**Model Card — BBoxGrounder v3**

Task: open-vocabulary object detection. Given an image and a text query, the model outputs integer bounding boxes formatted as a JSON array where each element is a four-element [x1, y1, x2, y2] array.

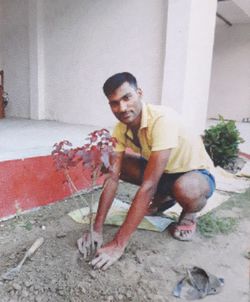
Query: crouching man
[[77, 72, 215, 270]]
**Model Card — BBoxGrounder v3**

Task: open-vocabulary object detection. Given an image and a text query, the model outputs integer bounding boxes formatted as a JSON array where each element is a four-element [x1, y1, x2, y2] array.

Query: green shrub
[[203, 116, 244, 168]]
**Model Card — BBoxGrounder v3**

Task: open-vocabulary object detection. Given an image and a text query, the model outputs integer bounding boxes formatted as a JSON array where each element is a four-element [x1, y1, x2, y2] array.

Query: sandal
[[170, 214, 196, 241]]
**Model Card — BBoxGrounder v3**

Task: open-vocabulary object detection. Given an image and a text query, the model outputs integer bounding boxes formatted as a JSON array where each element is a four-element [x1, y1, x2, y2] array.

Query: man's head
[[103, 72, 143, 127]]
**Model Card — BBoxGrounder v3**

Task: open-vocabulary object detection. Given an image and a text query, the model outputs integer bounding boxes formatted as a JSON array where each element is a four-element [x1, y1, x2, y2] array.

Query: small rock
[[77, 281, 86, 294], [89, 271, 96, 279], [12, 283, 22, 291], [41, 225, 46, 230], [107, 295, 114, 302], [153, 295, 166, 302], [126, 290, 133, 299], [56, 232, 66, 238], [21, 289, 29, 297], [24, 280, 33, 288], [35, 296, 43, 302], [117, 294, 123, 300], [57, 289, 64, 296]]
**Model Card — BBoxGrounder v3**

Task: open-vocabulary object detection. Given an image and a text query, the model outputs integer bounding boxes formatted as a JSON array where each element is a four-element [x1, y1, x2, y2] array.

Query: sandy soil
[[0, 183, 249, 302]]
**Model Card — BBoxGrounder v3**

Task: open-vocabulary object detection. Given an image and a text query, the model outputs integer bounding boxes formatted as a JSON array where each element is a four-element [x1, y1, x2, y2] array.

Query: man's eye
[[124, 95, 131, 101], [110, 102, 119, 107]]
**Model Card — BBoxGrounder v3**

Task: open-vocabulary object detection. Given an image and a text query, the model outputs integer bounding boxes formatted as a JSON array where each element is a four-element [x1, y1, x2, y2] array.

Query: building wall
[[0, 1, 3, 70], [43, 0, 167, 127], [0, 0, 30, 118], [208, 24, 250, 121]]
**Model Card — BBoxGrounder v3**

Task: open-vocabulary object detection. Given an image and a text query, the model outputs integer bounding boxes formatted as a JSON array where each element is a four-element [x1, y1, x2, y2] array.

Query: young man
[[77, 72, 215, 270]]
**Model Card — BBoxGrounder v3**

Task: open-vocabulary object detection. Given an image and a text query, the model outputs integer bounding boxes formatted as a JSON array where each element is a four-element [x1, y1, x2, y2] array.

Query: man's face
[[108, 82, 143, 127]]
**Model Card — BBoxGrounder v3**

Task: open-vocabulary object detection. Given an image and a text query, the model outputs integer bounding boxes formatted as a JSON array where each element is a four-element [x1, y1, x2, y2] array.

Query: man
[[77, 72, 215, 270]]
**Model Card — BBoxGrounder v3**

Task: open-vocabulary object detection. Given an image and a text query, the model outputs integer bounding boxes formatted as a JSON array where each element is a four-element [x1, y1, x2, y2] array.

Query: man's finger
[[93, 256, 109, 269], [91, 254, 102, 267], [102, 259, 113, 271], [91, 253, 108, 268], [77, 238, 89, 258], [77, 238, 85, 254], [83, 246, 89, 259]]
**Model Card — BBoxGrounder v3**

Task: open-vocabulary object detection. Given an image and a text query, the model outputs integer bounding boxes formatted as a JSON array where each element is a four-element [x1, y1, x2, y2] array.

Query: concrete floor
[[0, 117, 110, 161], [0, 117, 249, 161]]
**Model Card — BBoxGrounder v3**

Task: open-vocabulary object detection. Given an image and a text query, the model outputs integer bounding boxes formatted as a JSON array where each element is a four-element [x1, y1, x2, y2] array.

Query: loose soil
[[0, 183, 249, 302]]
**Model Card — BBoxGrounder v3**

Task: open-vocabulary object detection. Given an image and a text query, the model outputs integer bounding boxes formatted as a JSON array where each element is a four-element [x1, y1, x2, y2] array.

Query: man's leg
[[120, 153, 176, 214], [170, 171, 212, 241], [120, 153, 146, 185]]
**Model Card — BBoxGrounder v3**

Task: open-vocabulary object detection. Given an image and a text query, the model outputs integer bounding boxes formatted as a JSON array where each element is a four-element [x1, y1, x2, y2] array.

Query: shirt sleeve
[[112, 123, 126, 152], [151, 116, 179, 151]]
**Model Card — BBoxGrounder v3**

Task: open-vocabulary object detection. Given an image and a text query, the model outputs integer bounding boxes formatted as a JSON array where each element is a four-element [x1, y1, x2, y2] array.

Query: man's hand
[[91, 240, 125, 270], [77, 230, 103, 258]]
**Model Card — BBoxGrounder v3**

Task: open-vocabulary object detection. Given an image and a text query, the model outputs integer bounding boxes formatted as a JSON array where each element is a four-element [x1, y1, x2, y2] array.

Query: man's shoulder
[[145, 103, 180, 120], [113, 121, 127, 133]]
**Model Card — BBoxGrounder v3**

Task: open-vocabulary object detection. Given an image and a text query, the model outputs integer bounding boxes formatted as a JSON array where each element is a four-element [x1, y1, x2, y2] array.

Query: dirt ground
[[0, 182, 249, 302]]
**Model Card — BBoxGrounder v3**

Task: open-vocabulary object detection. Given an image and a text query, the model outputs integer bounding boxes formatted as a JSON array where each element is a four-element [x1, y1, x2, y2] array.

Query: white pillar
[[161, 0, 217, 134], [29, 0, 45, 120]]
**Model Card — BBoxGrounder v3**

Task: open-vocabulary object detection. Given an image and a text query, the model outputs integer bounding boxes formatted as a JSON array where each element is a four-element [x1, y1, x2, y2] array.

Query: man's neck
[[127, 112, 142, 132]]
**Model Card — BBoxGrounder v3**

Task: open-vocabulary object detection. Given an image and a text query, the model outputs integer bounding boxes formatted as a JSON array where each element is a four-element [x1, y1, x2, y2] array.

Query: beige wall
[[208, 23, 250, 121], [0, 0, 30, 118], [43, 0, 167, 127]]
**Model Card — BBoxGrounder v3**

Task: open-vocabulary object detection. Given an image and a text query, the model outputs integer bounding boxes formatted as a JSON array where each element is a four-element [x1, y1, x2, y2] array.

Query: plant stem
[[64, 170, 88, 217], [89, 166, 101, 257]]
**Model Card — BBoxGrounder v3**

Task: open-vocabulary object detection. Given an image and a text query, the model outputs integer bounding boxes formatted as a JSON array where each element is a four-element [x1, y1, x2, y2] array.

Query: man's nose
[[119, 100, 127, 112]]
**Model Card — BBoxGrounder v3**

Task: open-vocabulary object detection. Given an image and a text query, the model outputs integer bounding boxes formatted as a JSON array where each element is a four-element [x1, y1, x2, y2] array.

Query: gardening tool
[[1, 237, 44, 281]]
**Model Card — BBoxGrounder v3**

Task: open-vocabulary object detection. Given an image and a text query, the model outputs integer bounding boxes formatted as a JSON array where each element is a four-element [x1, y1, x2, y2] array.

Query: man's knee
[[172, 172, 210, 210]]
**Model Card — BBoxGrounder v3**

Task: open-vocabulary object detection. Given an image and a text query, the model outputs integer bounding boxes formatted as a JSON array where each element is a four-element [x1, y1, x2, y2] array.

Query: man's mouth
[[121, 113, 131, 120]]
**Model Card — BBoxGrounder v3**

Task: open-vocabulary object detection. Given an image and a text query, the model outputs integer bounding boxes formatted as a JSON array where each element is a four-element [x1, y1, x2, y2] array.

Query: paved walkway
[[0, 117, 249, 161], [0, 118, 109, 161]]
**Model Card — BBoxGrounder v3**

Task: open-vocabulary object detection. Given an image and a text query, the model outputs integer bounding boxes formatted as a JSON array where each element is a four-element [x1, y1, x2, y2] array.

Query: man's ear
[[137, 88, 143, 97]]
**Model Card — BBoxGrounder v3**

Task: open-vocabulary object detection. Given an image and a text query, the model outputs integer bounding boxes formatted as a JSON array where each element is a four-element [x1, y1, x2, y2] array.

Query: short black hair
[[103, 72, 138, 97]]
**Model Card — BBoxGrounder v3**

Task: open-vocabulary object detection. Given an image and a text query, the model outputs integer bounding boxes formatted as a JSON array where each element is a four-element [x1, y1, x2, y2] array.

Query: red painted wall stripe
[[0, 155, 103, 219]]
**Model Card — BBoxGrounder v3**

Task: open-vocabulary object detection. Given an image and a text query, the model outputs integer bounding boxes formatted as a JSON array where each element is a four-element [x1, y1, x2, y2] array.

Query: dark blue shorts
[[139, 157, 216, 199], [195, 169, 216, 198]]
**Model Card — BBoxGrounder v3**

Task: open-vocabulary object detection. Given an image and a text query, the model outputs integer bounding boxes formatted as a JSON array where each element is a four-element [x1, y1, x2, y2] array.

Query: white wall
[[43, 0, 167, 127], [208, 24, 250, 121], [0, 0, 30, 118], [0, 1, 3, 70]]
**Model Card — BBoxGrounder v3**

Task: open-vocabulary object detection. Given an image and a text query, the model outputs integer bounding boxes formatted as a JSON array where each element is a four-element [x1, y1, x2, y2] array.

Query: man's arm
[[94, 151, 124, 233], [92, 149, 171, 270], [77, 151, 124, 257]]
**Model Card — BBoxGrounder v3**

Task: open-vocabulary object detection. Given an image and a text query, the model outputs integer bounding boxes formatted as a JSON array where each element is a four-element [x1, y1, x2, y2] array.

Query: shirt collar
[[140, 102, 148, 129], [124, 102, 148, 139]]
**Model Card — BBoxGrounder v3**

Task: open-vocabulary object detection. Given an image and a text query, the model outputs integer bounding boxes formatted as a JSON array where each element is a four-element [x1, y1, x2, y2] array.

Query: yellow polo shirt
[[112, 103, 213, 173]]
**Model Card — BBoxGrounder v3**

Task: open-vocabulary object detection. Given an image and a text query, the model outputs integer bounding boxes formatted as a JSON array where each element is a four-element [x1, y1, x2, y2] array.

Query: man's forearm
[[113, 184, 155, 247], [94, 177, 119, 233]]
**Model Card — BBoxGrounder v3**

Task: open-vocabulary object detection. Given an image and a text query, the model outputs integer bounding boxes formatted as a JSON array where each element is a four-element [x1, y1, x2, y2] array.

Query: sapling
[[52, 129, 117, 257]]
